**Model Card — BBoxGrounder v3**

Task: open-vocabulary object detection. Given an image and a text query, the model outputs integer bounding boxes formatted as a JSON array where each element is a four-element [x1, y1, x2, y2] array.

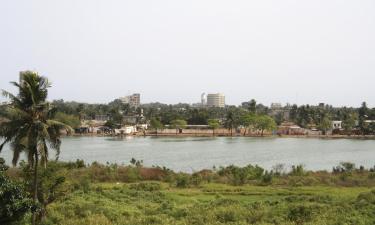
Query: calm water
[[1, 136, 375, 172]]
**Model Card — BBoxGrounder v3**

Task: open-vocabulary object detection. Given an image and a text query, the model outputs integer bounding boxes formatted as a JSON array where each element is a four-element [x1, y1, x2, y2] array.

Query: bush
[[129, 182, 162, 191], [287, 205, 313, 225], [357, 190, 375, 204], [333, 162, 356, 173], [176, 174, 190, 188], [0, 158, 34, 224], [190, 173, 203, 186], [261, 171, 273, 185], [215, 209, 238, 223], [217, 164, 265, 185], [290, 165, 306, 176]]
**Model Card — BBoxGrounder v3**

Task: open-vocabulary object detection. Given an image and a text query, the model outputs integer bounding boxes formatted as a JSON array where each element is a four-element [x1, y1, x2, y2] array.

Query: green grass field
[[41, 182, 375, 225]]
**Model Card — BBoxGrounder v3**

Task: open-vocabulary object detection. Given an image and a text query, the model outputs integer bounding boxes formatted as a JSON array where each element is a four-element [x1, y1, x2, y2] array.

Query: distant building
[[270, 103, 282, 110], [269, 103, 290, 121], [95, 115, 110, 121], [120, 93, 140, 108], [201, 93, 207, 105], [207, 93, 225, 108], [365, 120, 375, 126], [192, 93, 208, 108], [332, 121, 342, 130]]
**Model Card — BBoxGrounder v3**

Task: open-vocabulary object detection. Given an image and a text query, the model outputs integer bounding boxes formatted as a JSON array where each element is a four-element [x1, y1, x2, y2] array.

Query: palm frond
[[47, 119, 73, 132]]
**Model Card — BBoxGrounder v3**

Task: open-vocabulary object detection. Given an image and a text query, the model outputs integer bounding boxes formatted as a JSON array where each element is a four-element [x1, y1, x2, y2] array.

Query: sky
[[0, 0, 375, 107]]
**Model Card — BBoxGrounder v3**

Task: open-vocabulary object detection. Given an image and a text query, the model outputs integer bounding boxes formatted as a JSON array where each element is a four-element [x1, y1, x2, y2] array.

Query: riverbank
[[71, 132, 375, 140]]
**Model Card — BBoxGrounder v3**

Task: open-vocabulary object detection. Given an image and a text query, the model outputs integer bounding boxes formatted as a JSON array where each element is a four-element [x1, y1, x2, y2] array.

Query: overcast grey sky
[[0, 0, 374, 107]]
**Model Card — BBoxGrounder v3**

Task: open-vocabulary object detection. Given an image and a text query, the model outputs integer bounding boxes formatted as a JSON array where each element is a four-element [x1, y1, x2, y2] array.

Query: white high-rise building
[[120, 93, 140, 108], [201, 93, 207, 105], [207, 93, 225, 108]]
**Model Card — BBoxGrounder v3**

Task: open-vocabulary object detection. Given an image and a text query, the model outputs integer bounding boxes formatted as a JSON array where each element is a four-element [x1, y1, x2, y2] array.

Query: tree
[[318, 116, 332, 135], [0, 71, 71, 224], [358, 102, 369, 135], [0, 158, 34, 224], [240, 113, 256, 136], [187, 109, 208, 125], [54, 112, 81, 129], [150, 118, 163, 136], [170, 119, 187, 135], [254, 115, 277, 136], [342, 113, 356, 135], [208, 119, 220, 136], [224, 109, 241, 136], [20, 161, 68, 221]]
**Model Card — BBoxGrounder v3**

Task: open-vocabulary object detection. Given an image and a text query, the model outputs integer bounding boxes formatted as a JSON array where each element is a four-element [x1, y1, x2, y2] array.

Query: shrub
[[287, 205, 313, 225], [217, 164, 265, 185], [290, 165, 306, 176], [0, 158, 34, 224], [333, 162, 356, 173], [357, 190, 375, 204], [190, 173, 203, 186], [129, 182, 162, 191], [176, 174, 190, 188], [261, 171, 273, 185], [215, 209, 238, 223]]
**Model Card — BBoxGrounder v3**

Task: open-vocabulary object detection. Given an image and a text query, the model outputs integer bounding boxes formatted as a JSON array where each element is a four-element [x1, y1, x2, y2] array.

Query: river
[[1, 136, 375, 172]]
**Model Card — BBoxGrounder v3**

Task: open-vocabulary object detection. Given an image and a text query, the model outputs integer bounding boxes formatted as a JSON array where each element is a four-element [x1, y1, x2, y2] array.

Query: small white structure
[[332, 121, 342, 130], [115, 126, 137, 135], [137, 124, 148, 130], [365, 120, 375, 124]]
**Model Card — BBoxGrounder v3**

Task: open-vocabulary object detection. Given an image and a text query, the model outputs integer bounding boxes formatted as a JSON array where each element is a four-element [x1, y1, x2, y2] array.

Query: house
[[123, 115, 138, 124], [277, 122, 305, 135], [332, 121, 342, 130], [95, 115, 110, 122], [115, 126, 137, 135], [365, 120, 375, 125]]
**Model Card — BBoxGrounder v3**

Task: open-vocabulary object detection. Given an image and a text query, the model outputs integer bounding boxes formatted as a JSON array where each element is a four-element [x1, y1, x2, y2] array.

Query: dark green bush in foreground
[[0, 158, 34, 225]]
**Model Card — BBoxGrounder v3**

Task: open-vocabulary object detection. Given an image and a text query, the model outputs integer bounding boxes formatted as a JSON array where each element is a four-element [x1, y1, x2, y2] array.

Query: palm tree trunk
[[32, 151, 38, 225]]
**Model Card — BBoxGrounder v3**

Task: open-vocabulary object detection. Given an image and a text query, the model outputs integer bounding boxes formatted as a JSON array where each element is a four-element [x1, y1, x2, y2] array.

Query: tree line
[[46, 98, 375, 135]]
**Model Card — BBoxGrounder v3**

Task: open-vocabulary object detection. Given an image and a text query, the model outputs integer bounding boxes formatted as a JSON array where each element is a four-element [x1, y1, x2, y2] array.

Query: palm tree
[[0, 71, 71, 224], [224, 111, 236, 136]]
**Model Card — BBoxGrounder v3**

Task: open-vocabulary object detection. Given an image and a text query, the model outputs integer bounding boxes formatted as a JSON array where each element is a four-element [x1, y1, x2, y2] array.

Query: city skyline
[[1, 1, 375, 107]]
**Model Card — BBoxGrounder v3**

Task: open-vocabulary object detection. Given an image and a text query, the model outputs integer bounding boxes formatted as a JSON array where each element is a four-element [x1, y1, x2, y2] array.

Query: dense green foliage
[[40, 183, 375, 225], [0, 158, 34, 225], [2, 158, 375, 224], [53, 112, 80, 129], [46, 98, 375, 134], [0, 72, 71, 224]]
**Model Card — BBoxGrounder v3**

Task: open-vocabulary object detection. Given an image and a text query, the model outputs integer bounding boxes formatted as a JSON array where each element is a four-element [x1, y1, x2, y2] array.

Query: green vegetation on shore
[[2, 158, 375, 224]]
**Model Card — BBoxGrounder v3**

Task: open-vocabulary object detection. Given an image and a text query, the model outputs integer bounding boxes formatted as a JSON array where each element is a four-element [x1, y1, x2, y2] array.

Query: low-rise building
[[95, 115, 110, 122], [277, 122, 305, 135], [332, 121, 342, 130]]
